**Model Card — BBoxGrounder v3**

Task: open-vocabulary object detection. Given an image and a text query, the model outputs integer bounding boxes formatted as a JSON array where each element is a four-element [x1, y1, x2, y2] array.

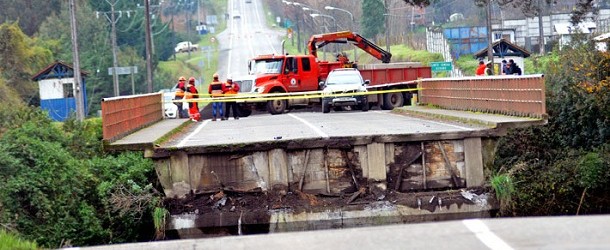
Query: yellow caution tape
[[169, 87, 422, 104]]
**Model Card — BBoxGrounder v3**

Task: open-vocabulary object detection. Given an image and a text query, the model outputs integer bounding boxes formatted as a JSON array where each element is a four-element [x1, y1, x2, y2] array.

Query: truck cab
[[247, 54, 321, 93]]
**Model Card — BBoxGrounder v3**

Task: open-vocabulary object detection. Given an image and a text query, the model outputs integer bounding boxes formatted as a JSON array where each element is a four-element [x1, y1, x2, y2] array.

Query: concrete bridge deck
[[107, 106, 544, 153]]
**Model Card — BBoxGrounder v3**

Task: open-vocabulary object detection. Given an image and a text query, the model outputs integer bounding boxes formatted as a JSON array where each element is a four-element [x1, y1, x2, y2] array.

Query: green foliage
[[455, 55, 480, 76], [153, 207, 169, 240], [0, 230, 39, 250], [493, 38, 610, 216], [361, 0, 385, 39], [0, 103, 159, 247], [0, 22, 52, 104], [491, 174, 515, 205]]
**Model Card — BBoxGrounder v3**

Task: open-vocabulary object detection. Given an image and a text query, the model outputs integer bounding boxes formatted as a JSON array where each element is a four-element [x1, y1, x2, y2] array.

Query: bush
[[493, 39, 610, 216]]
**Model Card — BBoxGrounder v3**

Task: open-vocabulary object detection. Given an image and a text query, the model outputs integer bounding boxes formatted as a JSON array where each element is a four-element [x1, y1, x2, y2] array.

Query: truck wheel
[[267, 92, 286, 115], [382, 92, 404, 110], [334, 106, 343, 112], [238, 105, 252, 117], [361, 99, 369, 112], [322, 99, 331, 113]]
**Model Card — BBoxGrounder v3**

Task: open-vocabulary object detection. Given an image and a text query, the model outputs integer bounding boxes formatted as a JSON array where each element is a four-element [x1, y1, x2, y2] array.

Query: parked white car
[[320, 68, 369, 113], [161, 90, 178, 119], [174, 41, 198, 53]]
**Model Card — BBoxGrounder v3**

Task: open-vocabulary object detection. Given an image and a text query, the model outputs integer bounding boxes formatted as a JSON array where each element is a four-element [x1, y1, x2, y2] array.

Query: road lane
[[169, 110, 482, 148]]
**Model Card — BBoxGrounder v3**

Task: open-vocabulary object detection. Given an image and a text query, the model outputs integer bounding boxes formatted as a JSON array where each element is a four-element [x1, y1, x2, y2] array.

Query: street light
[[325, 5, 356, 61], [310, 13, 336, 32], [302, 7, 321, 13], [282, 0, 302, 53]]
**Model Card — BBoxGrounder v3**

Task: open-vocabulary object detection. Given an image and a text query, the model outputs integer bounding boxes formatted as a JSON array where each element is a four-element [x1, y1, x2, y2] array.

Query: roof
[[473, 38, 531, 58], [594, 32, 610, 42], [31, 60, 88, 81], [554, 22, 596, 35]]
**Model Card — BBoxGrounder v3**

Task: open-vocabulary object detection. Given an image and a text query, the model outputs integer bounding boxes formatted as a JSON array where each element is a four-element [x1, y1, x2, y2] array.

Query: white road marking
[[177, 120, 211, 148], [463, 219, 514, 250], [376, 110, 476, 131], [288, 114, 329, 138]]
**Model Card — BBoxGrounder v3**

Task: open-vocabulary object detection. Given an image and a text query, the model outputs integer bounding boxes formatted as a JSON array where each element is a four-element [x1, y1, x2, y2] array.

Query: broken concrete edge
[[148, 132, 495, 158], [165, 192, 499, 231]]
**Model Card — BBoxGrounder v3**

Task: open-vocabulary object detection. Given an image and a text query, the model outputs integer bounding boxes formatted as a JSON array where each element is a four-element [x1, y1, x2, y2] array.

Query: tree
[[0, 0, 62, 36], [0, 22, 53, 105], [361, 0, 386, 39]]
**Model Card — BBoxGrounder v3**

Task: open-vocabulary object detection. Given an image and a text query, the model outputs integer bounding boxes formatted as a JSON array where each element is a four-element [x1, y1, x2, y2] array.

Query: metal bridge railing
[[418, 75, 546, 118], [101, 93, 163, 143]]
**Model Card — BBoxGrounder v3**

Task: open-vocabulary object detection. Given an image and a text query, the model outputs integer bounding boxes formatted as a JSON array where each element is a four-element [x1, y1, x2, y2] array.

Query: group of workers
[[475, 58, 522, 76], [173, 73, 241, 122]]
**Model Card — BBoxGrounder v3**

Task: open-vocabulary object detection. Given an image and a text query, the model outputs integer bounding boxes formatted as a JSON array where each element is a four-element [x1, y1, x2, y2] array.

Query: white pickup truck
[[174, 41, 198, 53]]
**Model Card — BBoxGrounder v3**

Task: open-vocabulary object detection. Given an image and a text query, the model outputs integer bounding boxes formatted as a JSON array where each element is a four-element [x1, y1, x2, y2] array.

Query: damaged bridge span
[[102, 75, 547, 238]]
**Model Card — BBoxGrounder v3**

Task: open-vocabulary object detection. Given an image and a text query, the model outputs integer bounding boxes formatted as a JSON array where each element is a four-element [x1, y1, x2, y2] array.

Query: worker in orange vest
[[223, 75, 241, 120], [208, 73, 225, 121], [174, 76, 187, 118], [185, 77, 201, 121]]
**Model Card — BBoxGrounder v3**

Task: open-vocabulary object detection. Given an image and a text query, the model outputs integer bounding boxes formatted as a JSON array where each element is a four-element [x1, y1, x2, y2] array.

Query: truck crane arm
[[307, 31, 392, 63]]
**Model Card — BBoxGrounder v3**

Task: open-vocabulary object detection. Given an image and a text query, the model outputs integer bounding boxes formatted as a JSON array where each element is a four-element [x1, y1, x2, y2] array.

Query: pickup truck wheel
[[322, 99, 331, 113], [361, 99, 369, 112], [382, 92, 404, 110], [267, 92, 286, 115]]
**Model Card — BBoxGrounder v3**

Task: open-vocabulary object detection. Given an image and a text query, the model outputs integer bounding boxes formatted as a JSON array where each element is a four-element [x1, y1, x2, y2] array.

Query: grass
[[0, 230, 38, 250], [490, 173, 515, 214]]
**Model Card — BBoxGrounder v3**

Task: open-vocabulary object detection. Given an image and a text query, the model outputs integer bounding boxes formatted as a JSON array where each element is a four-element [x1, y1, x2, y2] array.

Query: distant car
[[174, 41, 198, 53], [245, 0, 252, 3], [233, 11, 241, 19], [160, 90, 178, 119], [319, 68, 369, 113]]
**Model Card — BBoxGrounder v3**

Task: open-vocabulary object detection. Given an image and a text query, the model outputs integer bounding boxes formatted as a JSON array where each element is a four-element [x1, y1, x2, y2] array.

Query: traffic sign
[[430, 62, 453, 72], [108, 66, 137, 75]]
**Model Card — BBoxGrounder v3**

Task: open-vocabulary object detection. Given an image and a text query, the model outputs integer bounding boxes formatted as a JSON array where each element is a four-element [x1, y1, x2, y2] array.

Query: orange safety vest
[[208, 80, 224, 97], [224, 82, 239, 95]]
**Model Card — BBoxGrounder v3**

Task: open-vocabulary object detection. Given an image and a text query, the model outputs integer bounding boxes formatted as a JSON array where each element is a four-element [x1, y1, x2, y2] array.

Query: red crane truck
[[235, 31, 432, 116]]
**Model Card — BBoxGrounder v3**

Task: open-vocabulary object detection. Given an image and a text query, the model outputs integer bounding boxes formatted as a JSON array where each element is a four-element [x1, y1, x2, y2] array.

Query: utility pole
[[100, 0, 121, 97], [384, 0, 390, 53], [538, 0, 545, 54], [145, 0, 154, 93], [486, 0, 494, 66], [69, 0, 85, 121]]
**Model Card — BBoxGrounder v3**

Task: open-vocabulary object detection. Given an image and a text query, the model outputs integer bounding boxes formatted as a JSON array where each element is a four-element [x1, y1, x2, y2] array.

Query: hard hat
[[213, 73, 219, 79], [227, 74, 232, 81], [179, 76, 186, 81], [188, 77, 196, 82]]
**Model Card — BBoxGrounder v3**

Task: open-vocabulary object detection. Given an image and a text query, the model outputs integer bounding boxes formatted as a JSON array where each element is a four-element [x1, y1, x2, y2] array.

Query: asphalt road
[[75, 215, 610, 250], [168, 110, 480, 148], [215, 0, 283, 80]]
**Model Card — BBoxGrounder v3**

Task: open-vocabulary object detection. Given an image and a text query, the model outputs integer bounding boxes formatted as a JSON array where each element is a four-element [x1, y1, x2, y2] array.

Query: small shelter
[[31, 61, 88, 121], [474, 38, 531, 75]]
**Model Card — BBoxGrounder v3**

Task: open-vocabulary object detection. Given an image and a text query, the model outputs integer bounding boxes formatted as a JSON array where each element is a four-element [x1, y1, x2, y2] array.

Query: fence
[[101, 93, 163, 142], [426, 29, 464, 77], [418, 75, 546, 118]]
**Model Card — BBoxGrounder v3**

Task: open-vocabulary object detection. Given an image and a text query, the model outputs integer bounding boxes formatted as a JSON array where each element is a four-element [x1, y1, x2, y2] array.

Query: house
[[31, 61, 88, 121], [554, 22, 596, 49]]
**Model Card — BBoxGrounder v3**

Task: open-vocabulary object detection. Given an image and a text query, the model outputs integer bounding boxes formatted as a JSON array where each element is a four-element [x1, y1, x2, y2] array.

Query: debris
[[460, 189, 488, 207], [429, 196, 436, 204], [347, 187, 366, 205], [394, 151, 422, 191], [438, 197, 442, 211], [298, 150, 311, 191], [417, 198, 422, 210], [274, 136, 282, 140], [213, 196, 227, 209], [437, 142, 460, 188], [230, 206, 236, 212]]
